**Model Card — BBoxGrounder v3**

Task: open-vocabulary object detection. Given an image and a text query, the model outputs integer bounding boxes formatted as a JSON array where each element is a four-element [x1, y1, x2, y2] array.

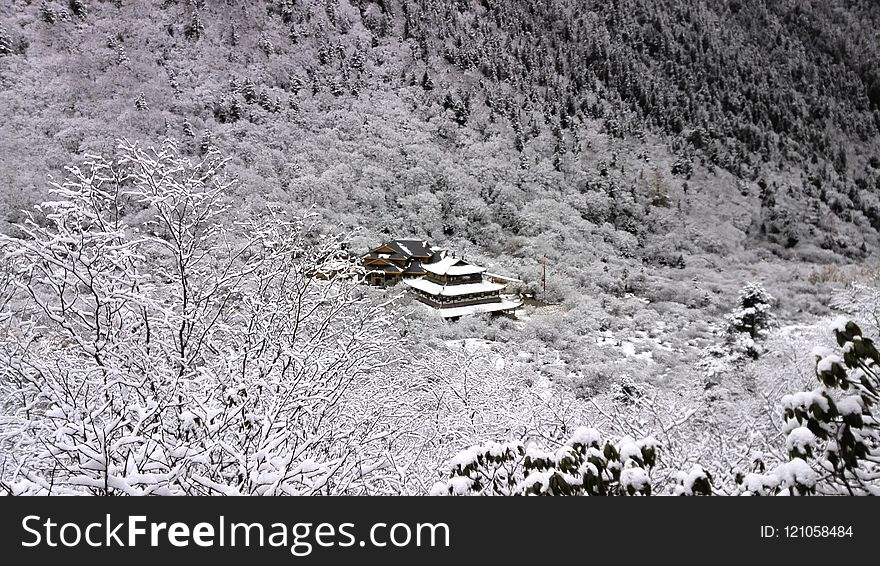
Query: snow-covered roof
[[484, 272, 522, 283], [368, 239, 434, 259], [436, 298, 522, 318], [404, 278, 505, 296], [422, 256, 486, 276]]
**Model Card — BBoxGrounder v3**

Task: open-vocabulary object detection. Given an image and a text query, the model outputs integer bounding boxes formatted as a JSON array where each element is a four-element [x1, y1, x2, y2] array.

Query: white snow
[[404, 277, 506, 296], [781, 389, 830, 413], [785, 427, 816, 456], [674, 464, 710, 495], [829, 316, 850, 333], [422, 256, 486, 276], [774, 458, 817, 490], [567, 426, 602, 448], [435, 298, 522, 318], [617, 436, 643, 463], [619, 467, 650, 493], [836, 395, 864, 416], [816, 354, 843, 374]]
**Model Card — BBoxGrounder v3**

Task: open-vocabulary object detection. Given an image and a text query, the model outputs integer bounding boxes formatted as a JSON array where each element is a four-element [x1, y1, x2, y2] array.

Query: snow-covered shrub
[[0, 140, 393, 495], [737, 318, 880, 495], [672, 465, 713, 496], [431, 426, 679, 496], [613, 374, 644, 404]]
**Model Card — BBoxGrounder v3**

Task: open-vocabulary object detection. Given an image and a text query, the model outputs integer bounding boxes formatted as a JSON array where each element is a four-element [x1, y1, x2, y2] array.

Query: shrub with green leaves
[[431, 427, 682, 496], [737, 318, 879, 495]]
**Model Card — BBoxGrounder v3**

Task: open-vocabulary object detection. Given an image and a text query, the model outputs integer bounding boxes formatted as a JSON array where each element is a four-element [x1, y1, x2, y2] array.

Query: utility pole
[[542, 254, 546, 304]]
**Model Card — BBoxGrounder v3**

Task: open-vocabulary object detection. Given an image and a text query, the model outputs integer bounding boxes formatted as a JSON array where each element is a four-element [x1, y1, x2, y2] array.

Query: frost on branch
[[0, 140, 393, 495], [431, 426, 696, 496]]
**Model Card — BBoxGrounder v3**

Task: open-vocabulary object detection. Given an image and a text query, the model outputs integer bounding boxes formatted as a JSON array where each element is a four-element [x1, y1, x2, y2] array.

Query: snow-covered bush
[[430, 426, 690, 496], [737, 318, 880, 495], [0, 140, 393, 495]]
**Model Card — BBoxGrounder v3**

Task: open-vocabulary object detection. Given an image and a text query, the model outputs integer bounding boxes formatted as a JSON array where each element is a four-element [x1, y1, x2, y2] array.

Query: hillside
[[2, 0, 879, 257]]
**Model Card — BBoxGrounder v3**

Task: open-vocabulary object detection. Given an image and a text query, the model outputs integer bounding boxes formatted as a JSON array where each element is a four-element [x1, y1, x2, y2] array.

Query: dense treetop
[[1, 0, 879, 266]]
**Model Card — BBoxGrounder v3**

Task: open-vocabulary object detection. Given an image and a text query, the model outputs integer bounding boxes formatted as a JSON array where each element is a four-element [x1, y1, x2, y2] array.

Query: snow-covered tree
[[0, 24, 12, 56], [185, 10, 204, 41], [727, 282, 775, 340], [258, 33, 274, 56], [68, 0, 87, 19], [716, 282, 776, 360], [134, 91, 148, 111], [0, 140, 394, 495], [39, 2, 59, 24]]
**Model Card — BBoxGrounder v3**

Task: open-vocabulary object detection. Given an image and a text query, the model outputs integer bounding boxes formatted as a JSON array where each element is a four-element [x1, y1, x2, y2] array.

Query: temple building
[[402, 256, 521, 319], [362, 238, 521, 318], [361, 239, 441, 287]]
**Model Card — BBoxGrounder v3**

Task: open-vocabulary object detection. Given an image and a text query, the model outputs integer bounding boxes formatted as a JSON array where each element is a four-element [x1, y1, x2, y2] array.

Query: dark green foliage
[[134, 92, 148, 111], [740, 320, 880, 495], [432, 427, 667, 496], [39, 2, 59, 24], [68, 0, 87, 19], [807, 321, 879, 491]]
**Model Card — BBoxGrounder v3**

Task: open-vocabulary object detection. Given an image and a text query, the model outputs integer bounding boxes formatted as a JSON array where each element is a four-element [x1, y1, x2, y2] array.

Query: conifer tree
[[185, 10, 204, 41], [134, 92, 148, 111], [39, 2, 59, 24], [259, 33, 274, 56], [421, 71, 434, 91], [200, 130, 214, 155], [68, 0, 87, 19], [726, 282, 775, 341], [0, 25, 11, 57]]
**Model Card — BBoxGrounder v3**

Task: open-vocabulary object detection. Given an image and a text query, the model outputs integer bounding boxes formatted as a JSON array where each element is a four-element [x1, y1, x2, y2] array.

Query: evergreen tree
[[726, 282, 775, 341], [227, 97, 242, 122], [39, 2, 59, 24], [420, 71, 434, 91], [0, 25, 11, 57], [68, 0, 87, 19], [431, 427, 710, 496], [258, 33, 274, 56], [134, 92, 148, 111], [241, 78, 257, 103], [199, 130, 214, 155], [513, 119, 525, 152], [185, 10, 204, 41]]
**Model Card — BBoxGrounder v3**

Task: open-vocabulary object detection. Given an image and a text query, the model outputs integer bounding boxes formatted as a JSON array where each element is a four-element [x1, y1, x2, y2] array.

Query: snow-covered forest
[[1, 1, 879, 495]]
